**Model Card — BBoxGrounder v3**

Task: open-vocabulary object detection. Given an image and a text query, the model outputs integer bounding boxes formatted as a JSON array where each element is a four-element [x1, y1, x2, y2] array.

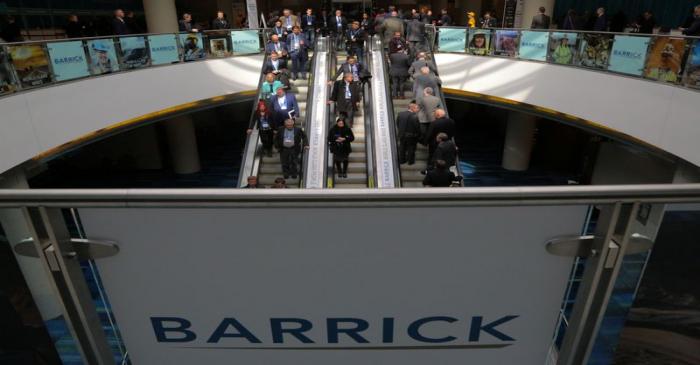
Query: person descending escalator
[[329, 73, 362, 127], [328, 117, 355, 179], [247, 100, 276, 157]]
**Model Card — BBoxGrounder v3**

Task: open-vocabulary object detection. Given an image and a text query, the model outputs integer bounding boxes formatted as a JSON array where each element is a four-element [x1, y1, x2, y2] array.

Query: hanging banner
[[437, 28, 467, 53], [79, 202, 588, 365], [493, 30, 519, 57], [685, 41, 700, 89], [46, 41, 90, 82], [548, 32, 578, 65], [148, 34, 179, 65], [519, 31, 549, 61], [0, 47, 17, 94], [179, 33, 206, 62], [578, 34, 613, 69], [608, 35, 650, 76], [231, 30, 261, 54], [644, 37, 686, 84], [246, 0, 259, 29], [87, 39, 120, 75], [8, 44, 51, 88], [119, 36, 149, 69], [502, 0, 517, 28], [468, 29, 491, 56]]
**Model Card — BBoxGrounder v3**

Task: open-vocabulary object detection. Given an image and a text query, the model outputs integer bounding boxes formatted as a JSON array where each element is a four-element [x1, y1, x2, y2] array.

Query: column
[[165, 115, 201, 174], [142, 0, 179, 33], [502, 112, 537, 171], [521, 0, 556, 29], [0, 168, 63, 320]]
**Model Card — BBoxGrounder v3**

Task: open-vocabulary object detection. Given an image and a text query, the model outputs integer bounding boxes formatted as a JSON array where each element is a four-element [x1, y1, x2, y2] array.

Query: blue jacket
[[286, 33, 309, 54], [269, 93, 300, 119], [265, 41, 288, 55]]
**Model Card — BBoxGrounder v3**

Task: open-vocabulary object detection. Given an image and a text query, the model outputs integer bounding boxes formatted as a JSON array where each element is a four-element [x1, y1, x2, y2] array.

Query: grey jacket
[[418, 94, 441, 124], [530, 14, 551, 29], [381, 16, 405, 44], [389, 52, 411, 77], [406, 19, 425, 42]]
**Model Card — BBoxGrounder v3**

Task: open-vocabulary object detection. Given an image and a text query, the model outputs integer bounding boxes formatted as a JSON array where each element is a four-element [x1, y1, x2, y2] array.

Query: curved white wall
[[435, 53, 700, 167], [0, 54, 263, 175]]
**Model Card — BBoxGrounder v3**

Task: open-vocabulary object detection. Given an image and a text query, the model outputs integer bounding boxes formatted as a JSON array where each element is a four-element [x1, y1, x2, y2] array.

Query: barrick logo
[[151, 315, 518, 350]]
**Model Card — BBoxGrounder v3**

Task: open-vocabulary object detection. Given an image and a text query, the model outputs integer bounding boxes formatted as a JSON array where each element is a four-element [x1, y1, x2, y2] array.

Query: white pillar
[[521, 0, 556, 29], [0, 168, 63, 320], [502, 112, 537, 171], [165, 116, 201, 174], [143, 0, 179, 33]]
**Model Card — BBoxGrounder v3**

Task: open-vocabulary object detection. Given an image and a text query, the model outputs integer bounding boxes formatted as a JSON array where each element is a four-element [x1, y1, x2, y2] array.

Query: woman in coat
[[247, 100, 275, 156], [328, 117, 355, 178]]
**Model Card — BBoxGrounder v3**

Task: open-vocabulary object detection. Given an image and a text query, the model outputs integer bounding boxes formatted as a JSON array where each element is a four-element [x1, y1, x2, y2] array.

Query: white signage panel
[[80, 204, 587, 364]]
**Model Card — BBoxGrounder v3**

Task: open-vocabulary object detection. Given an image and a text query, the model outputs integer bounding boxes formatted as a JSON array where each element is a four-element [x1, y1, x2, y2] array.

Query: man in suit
[[413, 66, 440, 102], [112, 9, 130, 35], [272, 20, 288, 41], [388, 31, 408, 54], [262, 52, 290, 87], [381, 11, 404, 46], [178, 13, 198, 32], [593, 7, 607, 31], [301, 8, 317, 47], [530, 7, 551, 29], [279, 9, 300, 34], [346, 21, 366, 60], [480, 11, 497, 28], [265, 34, 288, 59], [212, 11, 230, 29], [417, 87, 441, 138], [269, 86, 300, 128], [423, 159, 456, 187], [389, 50, 410, 98], [396, 102, 422, 165], [334, 55, 366, 83], [425, 108, 456, 171], [287, 26, 309, 80], [275, 118, 309, 179], [408, 52, 438, 78], [432, 132, 457, 168], [438, 9, 452, 26], [331, 10, 348, 51], [329, 73, 362, 126], [406, 14, 425, 52]]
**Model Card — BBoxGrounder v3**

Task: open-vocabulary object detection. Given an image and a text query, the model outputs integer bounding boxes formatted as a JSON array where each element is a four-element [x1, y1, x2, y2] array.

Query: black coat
[[112, 18, 130, 35], [330, 80, 361, 113], [212, 18, 230, 29], [427, 117, 456, 144], [423, 168, 456, 187], [329, 15, 348, 34], [389, 52, 411, 77], [328, 125, 355, 155], [262, 59, 288, 74], [301, 15, 316, 31], [396, 111, 421, 139], [335, 62, 368, 80], [433, 140, 457, 166], [683, 17, 700, 36], [346, 28, 365, 49], [274, 127, 308, 153]]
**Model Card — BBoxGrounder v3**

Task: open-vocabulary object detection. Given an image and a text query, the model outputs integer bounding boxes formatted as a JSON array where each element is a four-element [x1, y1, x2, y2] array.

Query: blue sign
[[148, 34, 179, 65], [120, 36, 149, 69], [87, 39, 120, 75], [438, 28, 467, 53], [519, 31, 549, 61], [231, 30, 260, 54], [608, 35, 651, 76], [46, 41, 90, 81]]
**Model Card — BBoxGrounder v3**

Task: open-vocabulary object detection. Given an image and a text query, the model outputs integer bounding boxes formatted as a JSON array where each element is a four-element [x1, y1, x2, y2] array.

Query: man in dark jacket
[[530, 7, 551, 29], [334, 55, 367, 83], [346, 21, 366, 60], [432, 133, 457, 168], [287, 26, 309, 80], [112, 9, 130, 35], [270, 87, 300, 128], [682, 6, 700, 36], [423, 160, 456, 187], [593, 7, 607, 31], [425, 108, 455, 170], [388, 31, 408, 54], [178, 13, 198, 32], [331, 10, 348, 50], [438, 9, 452, 26], [65, 15, 86, 38], [212, 11, 230, 29], [389, 50, 411, 98], [396, 102, 422, 164], [262, 52, 290, 87], [329, 73, 362, 126], [406, 14, 425, 51], [301, 8, 317, 46], [275, 118, 309, 179]]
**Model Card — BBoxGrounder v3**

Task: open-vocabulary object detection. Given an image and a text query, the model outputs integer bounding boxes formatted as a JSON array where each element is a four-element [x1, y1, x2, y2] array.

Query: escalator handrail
[[326, 39, 337, 188], [303, 37, 332, 188], [298, 36, 324, 188], [361, 38, 376, 188]]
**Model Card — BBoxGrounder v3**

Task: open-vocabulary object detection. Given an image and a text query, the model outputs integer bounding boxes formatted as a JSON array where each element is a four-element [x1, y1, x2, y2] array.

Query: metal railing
[[426, 25, 700, 91], [0, 28, 271, 97], [361, 38, 377, 188], [303, 37, 331, 189]]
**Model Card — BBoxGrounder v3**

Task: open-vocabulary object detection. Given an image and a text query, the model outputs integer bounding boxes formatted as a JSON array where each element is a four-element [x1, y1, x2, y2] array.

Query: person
[[271, 177, 288, 188], [272, 20, 288, 41], [683, 6, 698, 28], [328, 117, 355, 178], [279, 9, 300, 34], [561, 9, 578, 30], [388, 31, 408, 54], [112, 9, 130, 35], [334, 55, 366, 83], [301, 8, 317, 46], [243, 175, 261, 188], [425, 108, 455, 170], [593, 7, 607, 31], [481, 11, 497, 28], [418, 87, 441, 137], [212, 11, 230, 29], [396, 102, 421, 165], [247, 100, 276, 156], [530, 6, 551, 29], [331, 10, 348, 51], [682, 5, 700, 36], [275, 118, 309, 179], [319, 9, 331, 36], [469, 32, 488, 55], [413, 66, 440, 102], [64, 15, 86, 38], [467, 12, 477, 28], [182, 33, 205, 61], [360, 12, 374, 35], [422, 160, 456, 187], [647, 44, 679, 83], [432, 132, 457, 169], [610, 10, 627, 33], [438, 9, 451, 26], [635, 11, 655, 34], [381, 11, 404, 46], [329, 73, 362, 126], [409, 52, 438, 78], [260, 72, 284, 101], [178, 13, 198, 32], [262, 51, 291, 87], [265, 34, 288, 59], [406, 14, 425, 52], [287, 26, 309, 80], [346, 21, 365, 60], [389, 50, 411, 98], [552, 37, 573, 64], [270, 86, 300, 128]]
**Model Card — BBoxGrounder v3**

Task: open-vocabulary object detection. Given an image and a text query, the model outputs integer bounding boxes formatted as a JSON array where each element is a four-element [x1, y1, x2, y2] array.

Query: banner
[[8, 44, 51, 88], [148, 34, 179, 65], [493, 30, 519, 57], [608, 35, 651, 76], [79, 203, 588, 364], [468, 29, 491, 56], [231, 30, 261, 54], [642, 37, 686, 84], [578, 34, 613, 69], [685, 41, 700, 89], [0, 47, 17, 94], [119, 36, 149, 69], [207, 34, 232, 58], [502, 0, 518, 28], [246, 0, 259, 29], [46, 41, 90, 81], [437, 28, 467, 53], [548, 32, 578, 65], [87, 39, 120, 75], [179, 33, 206, 62], [519, 31, 549, 61]]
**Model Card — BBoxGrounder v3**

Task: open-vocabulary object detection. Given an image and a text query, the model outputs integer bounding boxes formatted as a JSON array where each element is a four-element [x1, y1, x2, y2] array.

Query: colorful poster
[[548, 32, 578, 65], [684, 41, 700, 89], [46, 41, 90, 82], [148, 34, 179, 65], [0, 47, 17, 94], [519, 31, 549, 61], [608, 35, 651, 76], [437, 28, 467, 53], [493, 30, 519, 57], [87, 39, 120, 75], [207, 34, 232, 58], [643, 37, 686, 84], [578, 34, 613, 69], [8, 44, 51, 88], [119, 36, 149, 69], [231, 30, 261, 54], [468, 29, 491, 56], [179, 33, 206, 62]]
